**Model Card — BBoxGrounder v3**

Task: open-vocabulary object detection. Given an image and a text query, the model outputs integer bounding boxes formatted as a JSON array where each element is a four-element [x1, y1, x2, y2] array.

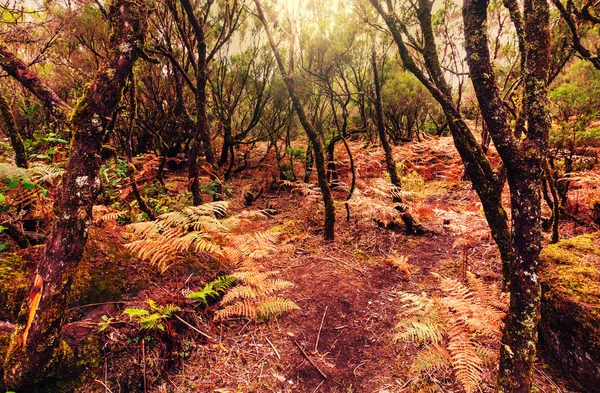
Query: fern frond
[[221, 279, 294, 304], [396, 321, 444, 344], [448, 338, 484, 393], [185, 201, 229, 218], [411, 344, 451, 373], [214, 296, 299, 321], [0, 162, 30, 180], [258, 297, 300, 318], [187, 276, 236, 304], [124, 308, 150, 318], [29, 163, 65, 184], [214, 299, 258, 320]]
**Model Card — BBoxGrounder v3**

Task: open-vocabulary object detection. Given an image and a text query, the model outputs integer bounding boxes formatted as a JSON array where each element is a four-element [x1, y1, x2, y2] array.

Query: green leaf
[[7, 179, 19, 189], [47, 148, 58, 155], [22, 181, 36, 190], [0, 193, 4, 204], [124, 308, 150, 318], [0, 243, 8, 252]]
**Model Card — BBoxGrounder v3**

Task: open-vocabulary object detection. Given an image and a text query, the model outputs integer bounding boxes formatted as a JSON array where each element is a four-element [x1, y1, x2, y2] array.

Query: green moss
[[0, 253, 30, 320], [70, 228, 132, 305], [540, 233, 600, 305]]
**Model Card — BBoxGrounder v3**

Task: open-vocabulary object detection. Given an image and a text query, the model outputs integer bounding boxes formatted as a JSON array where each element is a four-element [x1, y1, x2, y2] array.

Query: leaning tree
[[0, 0, 149, 389]]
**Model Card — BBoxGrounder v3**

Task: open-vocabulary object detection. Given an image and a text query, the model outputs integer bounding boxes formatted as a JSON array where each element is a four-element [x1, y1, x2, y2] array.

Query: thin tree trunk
[[0, 91, 28, 168], [2, 2, 148, 389], [125, 74, 155, 220], [371, 32, 425, 234], [179, 0, 215, 206], [254, 0, 335, 240]]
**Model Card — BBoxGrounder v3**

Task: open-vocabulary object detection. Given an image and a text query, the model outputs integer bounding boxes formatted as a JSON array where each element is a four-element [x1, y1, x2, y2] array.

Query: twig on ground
[[312, 379, 325, 392], [314, 306, 328, 351], [265, 336, 281, 359], [293, 340, 328, 379], [175, 314, 212, 340]]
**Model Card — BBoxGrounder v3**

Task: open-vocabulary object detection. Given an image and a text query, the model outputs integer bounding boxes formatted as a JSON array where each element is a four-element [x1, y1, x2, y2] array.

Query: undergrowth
[[395, 273, 507, 393]]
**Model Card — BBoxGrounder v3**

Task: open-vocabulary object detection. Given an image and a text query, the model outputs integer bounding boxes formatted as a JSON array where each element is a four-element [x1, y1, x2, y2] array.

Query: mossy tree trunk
[[0, 43, 70, 119], [0, 91, 28, 168], [254, 0, 335, 240], [179, 0, 213, 205], [2, 1, 149, 389], [463, 0, 550, 390]]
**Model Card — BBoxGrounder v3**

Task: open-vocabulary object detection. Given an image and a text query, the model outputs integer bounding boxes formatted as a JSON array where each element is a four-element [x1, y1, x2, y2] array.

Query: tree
[[174, 0, 244, 205], [368, 0, 552, 390], [253, 0, 336, 240], [1, 0, 149, 388]]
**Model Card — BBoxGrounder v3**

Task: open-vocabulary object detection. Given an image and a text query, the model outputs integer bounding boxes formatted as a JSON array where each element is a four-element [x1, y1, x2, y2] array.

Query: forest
[[0, 0, 599, 392]]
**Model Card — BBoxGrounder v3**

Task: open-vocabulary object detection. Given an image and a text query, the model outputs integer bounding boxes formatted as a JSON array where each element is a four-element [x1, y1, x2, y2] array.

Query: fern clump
[[215, 269, 299, 321], [395, 273, 506, 393], [124, 299, 181, 331], [125, 201, 282, 272]]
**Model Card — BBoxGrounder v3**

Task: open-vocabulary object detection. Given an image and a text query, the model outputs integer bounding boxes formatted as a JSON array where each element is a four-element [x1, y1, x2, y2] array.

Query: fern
[[125, 202, 283, 272], [186, 276, 236, 304], [395, 273, 506, 393], [213, 268, 299, 321], [124, 300, 181, 331], [215, 296, 299, 321]]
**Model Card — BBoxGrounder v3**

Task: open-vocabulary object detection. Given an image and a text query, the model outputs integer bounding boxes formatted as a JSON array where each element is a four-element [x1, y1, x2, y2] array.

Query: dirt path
[[272, 234, 453, 392], [172, 203, 458, 393]]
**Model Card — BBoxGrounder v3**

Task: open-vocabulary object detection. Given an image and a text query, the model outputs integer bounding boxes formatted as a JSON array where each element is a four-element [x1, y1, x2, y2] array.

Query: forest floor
[[117, 136, 587, 393], [9, 136, 594, 392]]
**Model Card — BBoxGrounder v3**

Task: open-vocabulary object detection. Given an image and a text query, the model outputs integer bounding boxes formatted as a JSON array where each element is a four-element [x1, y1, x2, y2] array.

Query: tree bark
[[2, 1, 149, 389], [0, 43, 70, 119], [254, 0, 335, 240], [0, 90, 28, 168], [463, 0, 550, 390]]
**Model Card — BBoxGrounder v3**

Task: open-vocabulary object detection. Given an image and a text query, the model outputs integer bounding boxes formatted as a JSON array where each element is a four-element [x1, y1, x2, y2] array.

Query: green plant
[[97, 315, 114, 332], [186, 276, 237, 304], [124, 299, 181, 331]]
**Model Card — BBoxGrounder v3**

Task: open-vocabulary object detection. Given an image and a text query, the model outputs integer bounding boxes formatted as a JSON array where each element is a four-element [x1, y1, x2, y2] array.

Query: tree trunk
[[2, 1, 148, 389], [179, 0, 215, 206], [254, 0, 335, 240], [0, 43, 70, 119], [370, 35, 401, 194], [125, 74, 155, 220], [0, 91, 28, 168], [463, 0, 551, 390]]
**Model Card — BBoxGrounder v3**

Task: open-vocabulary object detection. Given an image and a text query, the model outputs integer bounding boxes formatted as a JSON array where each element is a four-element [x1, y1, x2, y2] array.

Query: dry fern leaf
[[0, 162, 30, 180], [221, 279, 294, 304], [410, 343, 451, 373], [214, 296, 299, 321], [448, 338, 484, 393]]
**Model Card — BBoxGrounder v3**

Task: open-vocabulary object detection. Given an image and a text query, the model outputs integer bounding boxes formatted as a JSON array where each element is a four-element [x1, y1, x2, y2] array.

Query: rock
[[539, 232, 600, 393]]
